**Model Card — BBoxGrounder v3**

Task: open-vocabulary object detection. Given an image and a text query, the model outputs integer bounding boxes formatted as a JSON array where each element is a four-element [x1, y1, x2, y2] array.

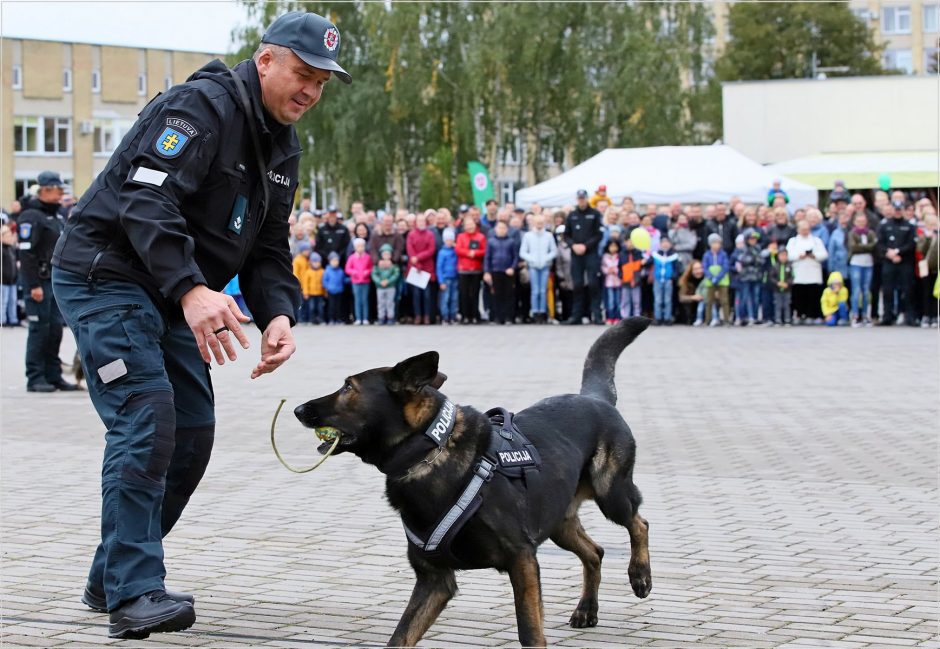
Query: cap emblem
[[324, 27, 339, 52]]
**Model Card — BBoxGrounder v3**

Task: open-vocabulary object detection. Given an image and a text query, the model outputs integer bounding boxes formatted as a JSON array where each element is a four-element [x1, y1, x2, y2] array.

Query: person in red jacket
[[456, 216, 487, 324], [406, 211, 437, 324]]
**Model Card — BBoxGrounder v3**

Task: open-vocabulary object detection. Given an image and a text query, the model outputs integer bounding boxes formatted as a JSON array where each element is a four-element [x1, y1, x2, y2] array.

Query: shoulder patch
[[153, 116, 199, 159], [18, 223, 31, 239]]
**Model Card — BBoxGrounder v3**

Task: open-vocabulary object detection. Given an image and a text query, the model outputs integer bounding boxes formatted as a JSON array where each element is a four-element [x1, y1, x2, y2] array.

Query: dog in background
[[294, 317, 653, 647]]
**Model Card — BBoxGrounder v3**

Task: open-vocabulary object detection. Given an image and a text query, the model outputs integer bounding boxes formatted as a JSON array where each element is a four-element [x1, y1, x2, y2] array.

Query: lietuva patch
[[153, 117, 198, 159]]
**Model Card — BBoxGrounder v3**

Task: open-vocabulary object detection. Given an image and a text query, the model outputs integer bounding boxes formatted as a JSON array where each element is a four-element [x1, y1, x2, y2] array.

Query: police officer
[[51, 11, 350, 639], [562, 189, 603, 325], [314, 204, 350, 262], [876, 204, 917, 326], [19, 171, 77, 392]]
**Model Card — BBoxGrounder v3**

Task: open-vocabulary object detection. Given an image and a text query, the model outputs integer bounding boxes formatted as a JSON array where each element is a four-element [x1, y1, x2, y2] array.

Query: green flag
[[467, 161, 495, 210]]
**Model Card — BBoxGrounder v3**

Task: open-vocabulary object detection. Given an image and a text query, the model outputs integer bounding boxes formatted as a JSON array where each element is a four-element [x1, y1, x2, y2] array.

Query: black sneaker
[[83, 584, 195, 613], [108, 591, 195, 639], [27, 382, 57, 393], [561, 318, 583, 325]]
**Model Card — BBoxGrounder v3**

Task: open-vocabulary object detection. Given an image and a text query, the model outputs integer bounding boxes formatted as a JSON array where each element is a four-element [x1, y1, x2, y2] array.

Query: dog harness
[[402, 404, 543, 563]]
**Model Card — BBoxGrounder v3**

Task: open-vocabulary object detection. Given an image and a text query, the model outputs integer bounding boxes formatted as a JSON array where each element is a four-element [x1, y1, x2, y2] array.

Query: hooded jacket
[[820, 271, 849, 316], [52, 59, 301, 330]]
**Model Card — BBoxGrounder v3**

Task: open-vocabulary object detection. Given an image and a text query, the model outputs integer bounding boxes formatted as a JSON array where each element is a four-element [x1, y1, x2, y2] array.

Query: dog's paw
[[629, 564, 652, 599], [569, 607, 598, 628]]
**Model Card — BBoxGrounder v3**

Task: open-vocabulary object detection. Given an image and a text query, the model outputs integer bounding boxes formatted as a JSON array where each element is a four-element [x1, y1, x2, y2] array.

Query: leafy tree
[[232, 1, 715, 209]]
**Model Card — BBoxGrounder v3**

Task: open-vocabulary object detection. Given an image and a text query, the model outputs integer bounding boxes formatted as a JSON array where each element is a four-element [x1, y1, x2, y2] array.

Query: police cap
[[262, 11, 352, 84], [37, 171, 64, 188]]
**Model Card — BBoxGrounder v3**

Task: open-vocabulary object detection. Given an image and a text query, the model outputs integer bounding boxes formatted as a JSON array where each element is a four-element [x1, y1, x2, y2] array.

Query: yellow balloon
[[630, 227, 651, 251]]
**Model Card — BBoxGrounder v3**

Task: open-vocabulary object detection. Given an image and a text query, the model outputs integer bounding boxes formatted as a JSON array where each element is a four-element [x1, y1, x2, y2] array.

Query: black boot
[[83, 583, 195, 613], [108, 591, 195, 639]]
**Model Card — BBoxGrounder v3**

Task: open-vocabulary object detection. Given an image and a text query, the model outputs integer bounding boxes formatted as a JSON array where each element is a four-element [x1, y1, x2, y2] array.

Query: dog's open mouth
[[315, 427, 354, 454]]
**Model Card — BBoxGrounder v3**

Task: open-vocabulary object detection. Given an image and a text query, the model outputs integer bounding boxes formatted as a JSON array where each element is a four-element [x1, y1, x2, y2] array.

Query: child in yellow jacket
[[302, 252, 326, 324], [821, 271, 849, 326]]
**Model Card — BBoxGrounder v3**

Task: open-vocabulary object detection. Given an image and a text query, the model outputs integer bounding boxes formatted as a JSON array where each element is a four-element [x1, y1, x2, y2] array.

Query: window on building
[[63, 68, 72, 92], [500, 181, 515, 205], [925, 4, 939, 32], [883, 48, 914, 73], [12, 65, 22, 89], [882, 6, 911, 34], [138, 73, 147, 96], [93, 119, 133, 156], [14, 117, 71, 154], [91, 68, 101, 93]]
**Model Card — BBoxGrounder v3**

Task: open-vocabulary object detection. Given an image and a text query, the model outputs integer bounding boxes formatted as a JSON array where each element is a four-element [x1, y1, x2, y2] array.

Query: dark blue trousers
[[53, 269, 215, 610], [24, 278, 65, 387]]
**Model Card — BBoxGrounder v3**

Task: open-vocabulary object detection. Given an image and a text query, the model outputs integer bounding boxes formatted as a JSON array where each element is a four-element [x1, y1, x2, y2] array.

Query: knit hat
[[328, 251, 340, 261], [442, 227, 456, 242], [353, 237, 366, 248], [310, 252, 322, 264], [734, 234, 745, 245], [298, 241, 312, 253], [379, 243, 393, 255], [743, 228, 760, 240], [707, 233, 722, 245]]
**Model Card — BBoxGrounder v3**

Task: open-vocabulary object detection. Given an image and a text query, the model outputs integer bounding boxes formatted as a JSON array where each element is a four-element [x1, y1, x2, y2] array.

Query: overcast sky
[[1, 1, 251, 54]]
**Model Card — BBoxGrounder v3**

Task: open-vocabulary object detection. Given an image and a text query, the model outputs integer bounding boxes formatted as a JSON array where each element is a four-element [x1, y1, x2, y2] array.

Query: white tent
[[515, 145, 818, 209]]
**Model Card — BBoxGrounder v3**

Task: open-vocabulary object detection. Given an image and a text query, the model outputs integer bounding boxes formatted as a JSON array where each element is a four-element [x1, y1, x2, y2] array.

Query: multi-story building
[[712, 0, 939, 75], [1, 38, 220, 208]]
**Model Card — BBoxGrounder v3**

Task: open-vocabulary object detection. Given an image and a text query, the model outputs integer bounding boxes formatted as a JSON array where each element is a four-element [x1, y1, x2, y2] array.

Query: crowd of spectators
[[283, 183, 939, 328], [1, 181, 936, 330]]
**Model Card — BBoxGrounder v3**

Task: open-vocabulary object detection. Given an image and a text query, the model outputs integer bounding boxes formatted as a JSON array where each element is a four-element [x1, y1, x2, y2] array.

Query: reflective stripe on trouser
[[24, 278, 64, 386], [52, 268, 214, 610]]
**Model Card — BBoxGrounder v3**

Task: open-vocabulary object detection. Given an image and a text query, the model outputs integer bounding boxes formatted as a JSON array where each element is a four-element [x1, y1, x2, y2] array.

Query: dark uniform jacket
[[705, 218, 739, 255], [52, 59, 301, 330], [876, 218, 916, 264], [563, 206, 602, 249], [17, 196, 64, 290], [315, 220, 351, 263]]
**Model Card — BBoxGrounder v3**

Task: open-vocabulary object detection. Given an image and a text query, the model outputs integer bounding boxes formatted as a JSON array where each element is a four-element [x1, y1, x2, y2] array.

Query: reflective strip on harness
[[404, 458, 495, 553]]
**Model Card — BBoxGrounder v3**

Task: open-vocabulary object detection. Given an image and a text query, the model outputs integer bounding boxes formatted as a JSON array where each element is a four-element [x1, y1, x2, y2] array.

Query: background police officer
[[18, 171, 77, 392], [51, 11, 351, 639], [562, 189, 604, 325], [876, 204, 917, 326]]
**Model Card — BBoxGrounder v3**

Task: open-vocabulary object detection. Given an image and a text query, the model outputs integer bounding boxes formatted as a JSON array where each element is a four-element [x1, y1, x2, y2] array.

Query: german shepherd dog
[[293, 318, 652, 647]]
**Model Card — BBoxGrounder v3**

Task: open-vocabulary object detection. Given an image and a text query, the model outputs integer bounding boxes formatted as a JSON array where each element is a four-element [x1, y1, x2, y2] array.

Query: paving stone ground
[[1, 323, 938, 647]]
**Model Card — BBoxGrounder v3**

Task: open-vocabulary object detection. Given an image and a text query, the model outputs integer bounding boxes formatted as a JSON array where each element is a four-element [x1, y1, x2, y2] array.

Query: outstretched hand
[[251, 315, 296, 379]]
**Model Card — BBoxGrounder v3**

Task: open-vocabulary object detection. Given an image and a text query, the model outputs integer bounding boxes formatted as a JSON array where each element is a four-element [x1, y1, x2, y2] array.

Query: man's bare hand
[[181, 285, 251, 365], [251, 315, 295, 379], [30, 287, 43, 302]]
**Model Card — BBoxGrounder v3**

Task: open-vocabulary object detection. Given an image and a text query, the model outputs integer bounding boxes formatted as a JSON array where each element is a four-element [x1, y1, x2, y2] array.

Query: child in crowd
[[372, 243, 400, 325], [436, 228, 459, 324], [601, 239, 622, 324], [305, 252, 325, 325], [702, 233, 731, 326], [821, 271, 849, 326], [737, 229, 764, 325], [323, 252, 348, 325], [729, 233, 746, 324], [292, 242, 313, 323], [483, 221, 518, 325], [770, 247, 794, 326], [650, 236, 680, 325], [847, 212, 877, 327], [345, 237, 373, 325], [619, 237, 644, 318]]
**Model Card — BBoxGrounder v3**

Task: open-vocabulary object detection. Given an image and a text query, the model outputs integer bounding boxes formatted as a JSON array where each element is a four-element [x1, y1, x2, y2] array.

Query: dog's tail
[[580, 317, 651, 406]]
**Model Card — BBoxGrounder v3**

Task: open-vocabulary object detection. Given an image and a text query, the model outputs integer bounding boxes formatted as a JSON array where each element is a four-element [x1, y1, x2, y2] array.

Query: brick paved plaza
[[1, 324, 937, 647]]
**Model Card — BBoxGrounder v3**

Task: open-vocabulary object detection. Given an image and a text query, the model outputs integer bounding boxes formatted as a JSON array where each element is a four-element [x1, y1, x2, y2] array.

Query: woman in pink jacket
[[406, 211, 438, 324], [345, 237, 374, 325]]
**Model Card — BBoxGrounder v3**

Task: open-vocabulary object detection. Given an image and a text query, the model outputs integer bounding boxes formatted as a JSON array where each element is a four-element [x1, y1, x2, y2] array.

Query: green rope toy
[[270, 398, 341, 473]]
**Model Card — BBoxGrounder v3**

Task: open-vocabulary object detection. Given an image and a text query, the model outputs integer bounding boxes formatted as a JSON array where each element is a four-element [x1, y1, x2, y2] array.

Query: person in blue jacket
[[436, 229, 459, 324]]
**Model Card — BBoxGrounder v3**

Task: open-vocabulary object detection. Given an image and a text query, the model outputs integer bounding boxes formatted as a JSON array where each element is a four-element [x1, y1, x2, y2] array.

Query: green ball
[[878, 173, 891, 191]]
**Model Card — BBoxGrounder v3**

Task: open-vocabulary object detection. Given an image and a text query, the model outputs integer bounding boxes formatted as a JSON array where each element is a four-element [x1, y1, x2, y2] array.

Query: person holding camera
[[785, 216, 829, 323]]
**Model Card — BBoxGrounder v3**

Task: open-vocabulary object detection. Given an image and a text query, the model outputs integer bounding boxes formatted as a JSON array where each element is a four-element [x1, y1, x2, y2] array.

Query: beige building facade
[[2, 37, 219, 209], [712, 0, 939, 74]]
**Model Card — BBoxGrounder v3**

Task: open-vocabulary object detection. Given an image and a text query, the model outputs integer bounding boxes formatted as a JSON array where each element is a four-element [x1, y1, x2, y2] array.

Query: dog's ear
[[389, 351, 440, 394], [430, 372, 447, 389]]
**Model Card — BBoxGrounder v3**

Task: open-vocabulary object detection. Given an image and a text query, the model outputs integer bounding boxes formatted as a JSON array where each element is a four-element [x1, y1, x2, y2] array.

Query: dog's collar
[[423, 399, 457, 448]]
